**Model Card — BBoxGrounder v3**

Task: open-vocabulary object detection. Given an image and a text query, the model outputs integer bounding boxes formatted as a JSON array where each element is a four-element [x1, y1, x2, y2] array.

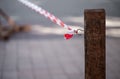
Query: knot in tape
[[64, 29, 83, 40], [74, 29, 84, 34]]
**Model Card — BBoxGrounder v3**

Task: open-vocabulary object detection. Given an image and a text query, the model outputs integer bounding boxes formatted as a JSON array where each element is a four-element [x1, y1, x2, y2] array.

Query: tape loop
[[74, 29, 83, 34]]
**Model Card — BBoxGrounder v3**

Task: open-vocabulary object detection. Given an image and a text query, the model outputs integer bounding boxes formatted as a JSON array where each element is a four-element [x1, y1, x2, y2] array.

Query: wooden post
[[84, 9, 106, 79]]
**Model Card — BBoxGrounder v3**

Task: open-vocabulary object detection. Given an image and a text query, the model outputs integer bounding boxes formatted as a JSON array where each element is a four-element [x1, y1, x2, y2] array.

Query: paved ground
[[0, 0, 120, 79], [0, 37, 84, 79]]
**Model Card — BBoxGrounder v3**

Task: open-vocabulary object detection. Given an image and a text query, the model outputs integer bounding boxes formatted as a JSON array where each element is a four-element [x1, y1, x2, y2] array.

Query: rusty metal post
[[84, 9, 106, 79]]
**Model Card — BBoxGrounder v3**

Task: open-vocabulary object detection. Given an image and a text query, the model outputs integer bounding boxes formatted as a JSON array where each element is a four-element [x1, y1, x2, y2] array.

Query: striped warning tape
[[18, 0, 83, 40]]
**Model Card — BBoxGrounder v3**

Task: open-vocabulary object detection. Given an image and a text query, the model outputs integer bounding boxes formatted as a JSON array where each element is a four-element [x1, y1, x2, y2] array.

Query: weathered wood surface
[[84, 9, 106, 79]]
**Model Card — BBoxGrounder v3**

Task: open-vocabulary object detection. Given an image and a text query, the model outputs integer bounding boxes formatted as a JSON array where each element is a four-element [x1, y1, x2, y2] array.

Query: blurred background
[[0, 0, 120, 79]]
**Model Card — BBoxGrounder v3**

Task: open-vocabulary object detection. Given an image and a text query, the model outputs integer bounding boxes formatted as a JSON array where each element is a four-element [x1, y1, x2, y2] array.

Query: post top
[[84, 9, 105, 13]]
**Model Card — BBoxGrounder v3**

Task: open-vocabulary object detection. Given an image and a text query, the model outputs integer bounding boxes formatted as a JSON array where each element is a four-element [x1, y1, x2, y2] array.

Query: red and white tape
[[18, 0, 83, 40]]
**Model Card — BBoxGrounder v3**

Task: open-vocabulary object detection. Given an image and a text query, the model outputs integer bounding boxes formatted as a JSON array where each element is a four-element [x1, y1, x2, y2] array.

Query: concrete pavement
[[0, 37, 84, 79]]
